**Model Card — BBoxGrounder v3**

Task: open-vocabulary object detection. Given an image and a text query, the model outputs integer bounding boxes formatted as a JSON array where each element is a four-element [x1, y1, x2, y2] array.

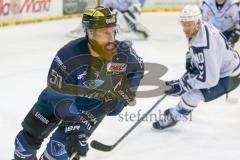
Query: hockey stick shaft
[[69, 152, 78, 160], [113, 95, 167, 145], [91, 95, 167, 151]]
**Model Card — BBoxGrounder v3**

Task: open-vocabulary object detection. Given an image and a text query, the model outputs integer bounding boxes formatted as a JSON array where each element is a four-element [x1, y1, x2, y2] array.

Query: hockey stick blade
[[90, 140, 115, 152]]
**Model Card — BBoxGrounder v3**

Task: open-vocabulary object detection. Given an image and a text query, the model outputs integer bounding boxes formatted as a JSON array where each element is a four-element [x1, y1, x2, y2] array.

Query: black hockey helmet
[[82, 6, 117, 30]]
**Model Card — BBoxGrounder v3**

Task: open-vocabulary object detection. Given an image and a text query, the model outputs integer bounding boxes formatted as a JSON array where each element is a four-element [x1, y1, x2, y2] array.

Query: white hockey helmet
[[179, 5, 202, 23]]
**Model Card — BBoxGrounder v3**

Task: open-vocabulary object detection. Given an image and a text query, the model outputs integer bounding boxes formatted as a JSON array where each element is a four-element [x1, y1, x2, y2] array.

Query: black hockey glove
[[109, 53, 136, 106], [113, 77, 136, 106], [185, 51, 191, 71], [65, 127, 88, 158], [165, 74, 192, 97], [230, 28, 240, 45], [185, 51, 198, 74], [64, 113, 95, 158]]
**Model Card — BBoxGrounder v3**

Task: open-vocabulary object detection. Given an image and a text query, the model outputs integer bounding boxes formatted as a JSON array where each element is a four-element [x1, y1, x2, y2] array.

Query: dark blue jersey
[[37, 37, 144, 116]]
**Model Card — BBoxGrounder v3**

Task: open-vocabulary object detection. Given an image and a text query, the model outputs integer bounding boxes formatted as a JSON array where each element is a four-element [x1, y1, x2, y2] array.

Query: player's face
[[181, 21, 199, 38], [88, 26, 117, 60], [216, 0, 226, 5], [89, 27, 116, 45]]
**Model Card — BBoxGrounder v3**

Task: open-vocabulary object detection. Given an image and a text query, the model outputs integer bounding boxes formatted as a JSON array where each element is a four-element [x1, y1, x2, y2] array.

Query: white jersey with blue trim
[[201, 0, 239, 32], [103, 0, 140, 11], [186, 22, 240, 90]]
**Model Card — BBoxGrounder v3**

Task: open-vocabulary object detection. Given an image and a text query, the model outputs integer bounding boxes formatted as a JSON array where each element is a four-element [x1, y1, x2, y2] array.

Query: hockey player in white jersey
[[153, 5, 240, 130], [201, 0, 240, 46], [103, 0, 149, 39]]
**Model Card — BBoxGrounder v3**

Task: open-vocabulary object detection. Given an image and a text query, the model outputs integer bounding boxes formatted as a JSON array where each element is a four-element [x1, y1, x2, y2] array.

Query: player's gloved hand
[[110, 54, 136, 106], [230, 28, 240, 45], [165, 74, 192, 97], [185, 51, 198, 74], [65, 130, 89, 158], [185, 51, 192, 71], [113, 78, 136, 106], [65, 122, 89, 158], [64, 113, 94, 158]]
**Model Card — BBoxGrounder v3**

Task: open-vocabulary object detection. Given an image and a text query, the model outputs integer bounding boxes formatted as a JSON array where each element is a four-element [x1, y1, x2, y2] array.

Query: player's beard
[[185, 26, 199, 39], [89, 39, 117, 61]]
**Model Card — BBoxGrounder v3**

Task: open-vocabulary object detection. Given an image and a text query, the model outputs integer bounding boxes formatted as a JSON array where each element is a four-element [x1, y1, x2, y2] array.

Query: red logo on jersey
[[107, 63, 127, 72], [207, 11, 214, 17]]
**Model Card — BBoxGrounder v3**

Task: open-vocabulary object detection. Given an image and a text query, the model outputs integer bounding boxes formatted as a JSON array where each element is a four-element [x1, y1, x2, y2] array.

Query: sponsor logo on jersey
[[65, 126, 81, 132], [107, 62, 127, 72], [34, 112, 49, 125], [54, 56, 66, 70]]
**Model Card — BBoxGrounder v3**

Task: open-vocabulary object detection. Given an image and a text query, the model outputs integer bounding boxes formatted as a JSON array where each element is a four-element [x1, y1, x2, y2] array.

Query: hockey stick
[[68, 152, 78, 160], [90, 95, 167, 152]]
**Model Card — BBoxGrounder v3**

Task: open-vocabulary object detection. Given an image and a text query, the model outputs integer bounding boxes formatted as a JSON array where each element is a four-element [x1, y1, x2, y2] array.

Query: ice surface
[[0, 12, 240, 160]]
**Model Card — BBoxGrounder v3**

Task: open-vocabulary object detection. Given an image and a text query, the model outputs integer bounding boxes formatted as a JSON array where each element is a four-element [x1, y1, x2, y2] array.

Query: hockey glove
[[65, 130, 88, 158], [230, 28, 240, 45], [185, 51, 198, 74], [64, 113, 95, 158], [165, 75, 192, 97], [185, 51, 192, 71], [65, 123, 89, 158], [110, 54, 136, 106], [113, 78, 136, 106]]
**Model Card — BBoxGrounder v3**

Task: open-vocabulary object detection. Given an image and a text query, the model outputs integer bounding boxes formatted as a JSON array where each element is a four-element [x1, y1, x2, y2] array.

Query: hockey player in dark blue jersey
[[13, 6, 144, 160]]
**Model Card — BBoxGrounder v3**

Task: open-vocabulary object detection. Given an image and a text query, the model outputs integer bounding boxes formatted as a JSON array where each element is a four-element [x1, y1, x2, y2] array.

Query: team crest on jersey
[[107, 62, 127, 73], [50, 140, 66, 156]]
